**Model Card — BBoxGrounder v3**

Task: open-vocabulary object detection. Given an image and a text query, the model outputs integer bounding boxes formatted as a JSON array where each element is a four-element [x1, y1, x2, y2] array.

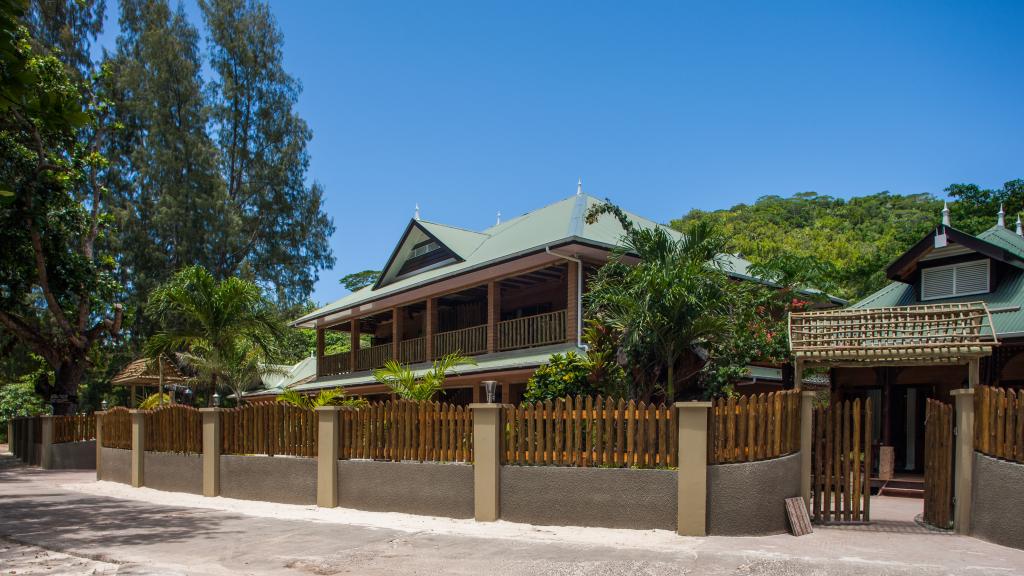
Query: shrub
[[523, 353, 595, 403]]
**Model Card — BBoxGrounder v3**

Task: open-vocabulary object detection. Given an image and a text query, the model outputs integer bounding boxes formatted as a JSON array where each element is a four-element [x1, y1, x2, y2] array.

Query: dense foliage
[[672, 183, 1023, 303], [373, 353, 476, 402]]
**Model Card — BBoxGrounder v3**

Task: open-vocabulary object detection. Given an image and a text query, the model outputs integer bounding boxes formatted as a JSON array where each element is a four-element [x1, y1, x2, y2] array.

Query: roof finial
[[998, 203, 1006, 227], [1017, 214, 1022, 237], [495, 210, 501, 225], [414, 203, 420, 221], [576, 177, 582, 196], [941, 201, 951, 226]]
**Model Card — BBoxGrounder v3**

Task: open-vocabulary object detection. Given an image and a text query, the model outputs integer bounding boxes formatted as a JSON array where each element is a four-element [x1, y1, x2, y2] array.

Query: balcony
[[498, 309, 566, 351], [319, 352, 350, 377], [399, 337, 426, 364], [433, 324, 487, 357], [357, 343, 393, 371]]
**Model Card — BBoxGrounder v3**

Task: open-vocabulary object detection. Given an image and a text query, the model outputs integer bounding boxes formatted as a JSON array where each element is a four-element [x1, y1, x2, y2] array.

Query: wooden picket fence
[[810, 398, 872, 523], [502, 396, 676, 468], [975, 384, 1024, 463], [709, 390, 800, 464], [340, 400, 473, 463], [53, 414, 96, 443], [100, 407, 131, 449], [143, 405, 202, 453], [923, 399, 953, 529], [221, 403, 317, 457]]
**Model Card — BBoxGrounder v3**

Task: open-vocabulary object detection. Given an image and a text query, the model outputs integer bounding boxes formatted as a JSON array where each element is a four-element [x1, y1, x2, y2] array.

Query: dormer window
[[921, 259, 990, 300]]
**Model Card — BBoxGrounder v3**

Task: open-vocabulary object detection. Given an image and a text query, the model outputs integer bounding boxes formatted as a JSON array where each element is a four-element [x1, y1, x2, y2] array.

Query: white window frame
[[920, 259, 990, 301]]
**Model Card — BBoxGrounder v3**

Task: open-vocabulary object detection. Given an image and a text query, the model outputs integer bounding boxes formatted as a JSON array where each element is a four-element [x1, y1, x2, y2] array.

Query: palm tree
[[373, 352, 476, 401], [144, 266, 284, 405], [277, 387, 368, 409], [585, 203, 734, 401]]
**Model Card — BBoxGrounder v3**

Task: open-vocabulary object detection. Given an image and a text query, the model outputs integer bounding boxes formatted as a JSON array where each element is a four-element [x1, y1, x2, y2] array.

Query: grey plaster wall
[[220, 455, 316, 505], [144, 452, 202, 495], [337, 460, 474, 518], [972, 452, 1024, 550], [500, 466, 677, 530], [49, 441, 96, 469], [99, 447, 130, 484], [707, 452, 801, 536]]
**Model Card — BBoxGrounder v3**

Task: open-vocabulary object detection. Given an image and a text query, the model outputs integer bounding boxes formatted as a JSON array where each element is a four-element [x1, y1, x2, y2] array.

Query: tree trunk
[[52, 358, 89, 415]]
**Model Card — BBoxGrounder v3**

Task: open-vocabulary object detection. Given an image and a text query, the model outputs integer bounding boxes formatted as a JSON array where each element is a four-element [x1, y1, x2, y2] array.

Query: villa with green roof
[[265, 188, 824, 404], [827, 203, 1024, 477]]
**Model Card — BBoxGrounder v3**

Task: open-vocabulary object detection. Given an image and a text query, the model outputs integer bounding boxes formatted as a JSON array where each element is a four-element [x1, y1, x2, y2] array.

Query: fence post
[[200, 408, 221, 497], [800, 391, 815, 509], [675, 401, 711, 536], [315, 406, 342, 508], [95, 412, 104, 480], [27, 416, 37, 465], [6, 419, 12, 455], [470, 402, 502, 521], [41, 415, 54, 469], [951, 388, 975, 534], [130, 410, 145, 488]]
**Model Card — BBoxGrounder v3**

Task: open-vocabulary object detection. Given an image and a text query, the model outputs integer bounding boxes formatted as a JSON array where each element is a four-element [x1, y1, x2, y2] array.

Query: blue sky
[[95, 1, 1024, 306]]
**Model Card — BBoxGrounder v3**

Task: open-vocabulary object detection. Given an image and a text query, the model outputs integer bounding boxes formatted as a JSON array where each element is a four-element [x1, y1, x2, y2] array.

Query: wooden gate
[[810, 398, 872, 523], [923, 399, 953, 529]]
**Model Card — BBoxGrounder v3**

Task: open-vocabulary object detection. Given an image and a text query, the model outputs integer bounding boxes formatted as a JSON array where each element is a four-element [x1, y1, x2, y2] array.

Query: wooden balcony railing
[[320, 352, 350, 377], [399, 337, 426, 364], [357, 343, 393, 371], [434, 324, 487, 357], [498, 309, 567, 351]]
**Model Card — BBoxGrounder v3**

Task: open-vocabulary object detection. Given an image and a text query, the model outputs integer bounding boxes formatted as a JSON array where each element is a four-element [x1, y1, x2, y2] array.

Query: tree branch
[[0, 310, 60, 367], [27, 217, 76, 339]]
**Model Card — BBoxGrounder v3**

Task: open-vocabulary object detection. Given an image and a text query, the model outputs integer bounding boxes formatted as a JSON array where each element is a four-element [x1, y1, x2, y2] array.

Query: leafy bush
[[1, 378, 47, 441], [523, 353, 595, 403]]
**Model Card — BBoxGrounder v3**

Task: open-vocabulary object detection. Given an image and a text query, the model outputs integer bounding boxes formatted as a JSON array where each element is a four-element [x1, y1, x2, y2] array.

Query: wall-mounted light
[[482, 380, 497, 403]]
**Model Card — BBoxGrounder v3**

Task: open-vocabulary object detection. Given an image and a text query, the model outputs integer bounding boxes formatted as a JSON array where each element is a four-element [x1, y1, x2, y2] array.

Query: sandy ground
[[2, 450, 1024, 575]]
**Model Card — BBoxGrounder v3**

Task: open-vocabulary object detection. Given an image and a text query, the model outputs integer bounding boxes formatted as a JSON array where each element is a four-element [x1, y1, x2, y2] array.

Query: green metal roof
[[283, 342, 582, 393], [294, 194, 774, 326], [977, 225, 1024, 260]]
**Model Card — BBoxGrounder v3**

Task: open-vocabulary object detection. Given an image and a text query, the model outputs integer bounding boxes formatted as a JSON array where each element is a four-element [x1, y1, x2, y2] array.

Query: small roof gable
[[374, 220, 469, 288], [886, 224, 1024, 283]]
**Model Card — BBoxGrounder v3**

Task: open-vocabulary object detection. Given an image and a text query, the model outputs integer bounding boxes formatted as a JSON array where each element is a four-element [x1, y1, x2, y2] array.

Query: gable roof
[[886, 224, 1024, 282], [855, 223, 1024, 337], [294, 193, 838, 328]]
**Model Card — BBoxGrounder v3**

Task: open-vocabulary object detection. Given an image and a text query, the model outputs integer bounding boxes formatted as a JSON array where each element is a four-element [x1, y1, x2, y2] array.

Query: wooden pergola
[[788, 301, 999, 385], [111, 355, 188, 408]]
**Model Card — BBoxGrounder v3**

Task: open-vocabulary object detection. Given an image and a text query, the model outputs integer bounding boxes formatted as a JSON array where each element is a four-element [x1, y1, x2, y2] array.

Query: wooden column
[[793, 360, 803, 391], [951, 388, 975, 534], [315, 327, 325, 377], [486, 281, 500, 353], [425, 298, 437, 360], [349, 319, 360, 373], [501, 382, 511, 405], [392, 308, 403, 361], [566, 262, 579, 344]]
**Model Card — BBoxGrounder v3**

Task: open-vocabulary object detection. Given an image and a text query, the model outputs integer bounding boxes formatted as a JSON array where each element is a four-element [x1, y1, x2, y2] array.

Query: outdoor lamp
[[212, 392, 221, 407], [101, 399, 108, 411], [483, 380, 497, 403]]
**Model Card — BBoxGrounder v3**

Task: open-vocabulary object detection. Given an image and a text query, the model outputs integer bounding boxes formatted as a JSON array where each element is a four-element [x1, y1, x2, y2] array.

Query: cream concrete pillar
[[800, 391, 815, 509], [130, 410, 145, 488], [40, 415, 54, 469], [6, 420, 12, 455], [95, 412, 104, 481], [470, 403, 502, 521], [26, 416, 36, 465], [951, 388, 975, 534], [316, 406, 342, 508], [200, 408, 221, 497], [675, 401, 711, 536]]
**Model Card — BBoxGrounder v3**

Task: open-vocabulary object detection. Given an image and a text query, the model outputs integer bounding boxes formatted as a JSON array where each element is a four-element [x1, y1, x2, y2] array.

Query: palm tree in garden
[[145, 266, 285, 405], [585, 203, 735, 402], [277, 388, 368, 409], [373, 352, 476, 401]]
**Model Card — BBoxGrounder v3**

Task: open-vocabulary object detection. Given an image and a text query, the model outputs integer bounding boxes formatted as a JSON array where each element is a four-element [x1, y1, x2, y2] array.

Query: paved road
[[1, 453, 1022, 575]]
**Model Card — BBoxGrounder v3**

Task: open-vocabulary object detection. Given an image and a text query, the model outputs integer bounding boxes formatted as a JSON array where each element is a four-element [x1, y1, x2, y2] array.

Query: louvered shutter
[[922, 266, 955, 300], [954, 260, 989, 295]]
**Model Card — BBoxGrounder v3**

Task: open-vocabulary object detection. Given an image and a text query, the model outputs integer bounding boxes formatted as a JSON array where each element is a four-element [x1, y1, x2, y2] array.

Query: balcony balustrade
[[498, 309, 567, 351], [356, 343, 393, 371], [433, 324, 487, 357], [399, 337, 426, 364], [319, 352, 350, 377]]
